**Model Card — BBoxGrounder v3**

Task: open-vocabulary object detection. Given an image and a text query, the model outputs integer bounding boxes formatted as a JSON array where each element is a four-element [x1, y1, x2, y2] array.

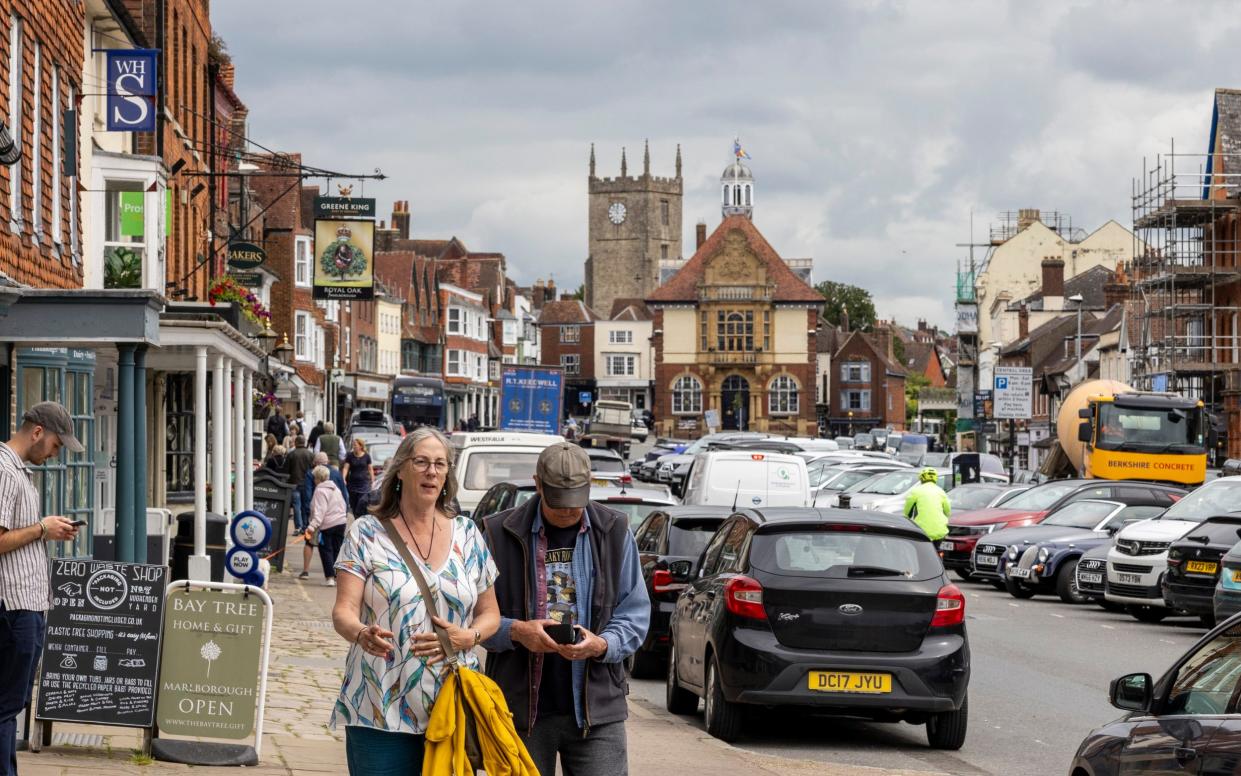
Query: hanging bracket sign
[[313, 196, 375, 219], [226, 241, 267, 270]]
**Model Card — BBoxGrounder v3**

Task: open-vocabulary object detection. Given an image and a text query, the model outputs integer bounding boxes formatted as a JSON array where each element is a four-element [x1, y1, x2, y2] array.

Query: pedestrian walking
[[265, 411, 288, 445], [282, 414, 296, 447], [481, 442, 650, 776], [287, 436, 315, 539], [294, 411, 306, 439], [259, 444, 288, 477], [903, 467, 951, 541], [341, 438, 373, 517], [0, 402, 83, 776], [329, 427, 500, 773], [306, 466, 348, 587], [300, 453, 348, 579], [307, 419, 325, 450], [314, 422, 345, 467]]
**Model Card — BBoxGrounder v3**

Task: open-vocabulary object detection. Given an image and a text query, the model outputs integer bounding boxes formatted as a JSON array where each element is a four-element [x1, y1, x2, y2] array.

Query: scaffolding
[[988, 209, 1077, 245], [1129, 142, 1241, 414]]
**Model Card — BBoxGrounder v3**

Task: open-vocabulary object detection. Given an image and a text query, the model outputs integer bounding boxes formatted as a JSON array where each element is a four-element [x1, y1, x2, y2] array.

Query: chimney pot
[[1018, 304, 1029, 339], [696, 221, 707, 250], [1041, 257, 1065, 298]]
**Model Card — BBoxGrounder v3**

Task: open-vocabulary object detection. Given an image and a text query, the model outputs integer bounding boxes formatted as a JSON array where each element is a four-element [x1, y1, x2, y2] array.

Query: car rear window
[[461, 452, 542, 490], [858, 470, 920, 495], [669, 520, 722, 557], [591, 457, 626, 474], [599, 500, 665, 531], [750, 529, 942, 580], [998, 481, 1082, 511], [949, 486, 1002, 511], [1159, 479, 1241, 524]]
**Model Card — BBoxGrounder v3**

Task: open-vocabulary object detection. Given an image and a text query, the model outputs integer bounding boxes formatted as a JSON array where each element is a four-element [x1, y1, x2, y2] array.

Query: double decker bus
[[391, 375, 446, 430]]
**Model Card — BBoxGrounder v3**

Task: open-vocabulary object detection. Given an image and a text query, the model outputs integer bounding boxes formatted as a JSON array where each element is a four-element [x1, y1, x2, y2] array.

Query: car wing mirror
[[1077, 421, 1093, 443], [1109, 672, 1152, 712], [669, 559, 693, 581]]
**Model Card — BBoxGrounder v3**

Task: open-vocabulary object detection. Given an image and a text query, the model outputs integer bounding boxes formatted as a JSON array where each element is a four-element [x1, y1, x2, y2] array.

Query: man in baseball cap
[[20, 402, 85, 455], [479, 441, 649, 773]]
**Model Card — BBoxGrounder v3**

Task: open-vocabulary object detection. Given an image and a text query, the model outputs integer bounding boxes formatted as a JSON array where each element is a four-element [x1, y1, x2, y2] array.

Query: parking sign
[[993, 367, 1033, 419]]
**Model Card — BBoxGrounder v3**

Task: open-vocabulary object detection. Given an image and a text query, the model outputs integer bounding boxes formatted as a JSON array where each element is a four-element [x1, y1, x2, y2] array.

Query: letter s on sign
[[113, 72, 149, 127]]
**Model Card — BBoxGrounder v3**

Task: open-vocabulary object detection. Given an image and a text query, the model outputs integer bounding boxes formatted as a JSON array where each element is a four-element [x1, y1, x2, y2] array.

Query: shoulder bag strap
[[378, 516, 458, 666]]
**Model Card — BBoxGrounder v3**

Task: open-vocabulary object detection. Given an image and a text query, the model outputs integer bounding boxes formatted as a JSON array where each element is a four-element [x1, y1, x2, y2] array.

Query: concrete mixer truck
[[1049, 379, 1209, 486]]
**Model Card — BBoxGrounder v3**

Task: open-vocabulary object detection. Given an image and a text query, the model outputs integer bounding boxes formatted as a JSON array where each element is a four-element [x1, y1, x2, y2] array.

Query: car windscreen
[[1042, 500, 1119, 529], [368, 443, 400, 466], [997, 481, 1083, 511], [669, 519, 724, 557], [979, 454, 1006, 474], [921, 453, 951, 467], [995, 487, 1030, 506], [514, 490, 536, 507], [857, 470, 920, 495], [949, 486, 1003, 511], [461, 452, 543, 490], [750, 528, 941, 580], [824, 469, 884, 492], [599, 500, 666, 531], [1159, 479, 1241, 524], [590, 457, 626, 474]]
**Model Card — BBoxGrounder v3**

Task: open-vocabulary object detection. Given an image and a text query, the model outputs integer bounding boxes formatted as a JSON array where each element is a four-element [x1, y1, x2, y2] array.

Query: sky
[[213, 0, 1237, 329]]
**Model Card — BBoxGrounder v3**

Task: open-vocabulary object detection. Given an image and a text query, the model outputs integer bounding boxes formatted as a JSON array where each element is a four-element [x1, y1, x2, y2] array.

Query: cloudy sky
[[213, 0, 1236, 328]]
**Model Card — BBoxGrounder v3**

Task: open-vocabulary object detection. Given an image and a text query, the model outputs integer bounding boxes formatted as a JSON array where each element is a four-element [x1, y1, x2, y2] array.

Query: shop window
[[165, 373, 194, 499]]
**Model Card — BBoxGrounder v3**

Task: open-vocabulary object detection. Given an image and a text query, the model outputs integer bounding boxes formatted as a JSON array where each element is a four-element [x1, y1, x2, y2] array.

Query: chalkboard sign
[[36, 560, 168, 727], [251, 473, 293, 573]]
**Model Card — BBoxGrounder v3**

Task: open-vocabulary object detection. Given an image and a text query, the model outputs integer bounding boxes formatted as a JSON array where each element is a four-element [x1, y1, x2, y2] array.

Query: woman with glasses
[[329, 426, 500, 774]]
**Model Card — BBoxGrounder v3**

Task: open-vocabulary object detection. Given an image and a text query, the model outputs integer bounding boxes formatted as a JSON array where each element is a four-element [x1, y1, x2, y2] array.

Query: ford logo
[[838, 604, 864, 616]]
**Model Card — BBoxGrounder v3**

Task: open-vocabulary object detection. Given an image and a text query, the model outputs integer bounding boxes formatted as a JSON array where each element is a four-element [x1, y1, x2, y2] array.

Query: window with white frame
[[502, 320, 517, 345], [8, 14, 22, 227], [841, 389, 870, 411], [295, 311, 311, 361], [475, 353, 485, 381], [447, 349, 462, 376], [560, 326, 580, 344], [560, 354, 580, 375], [841, 361, 870, 383], [671, 375, 703, 414], [606, 354, 635, 377], [315, 326, 325, 369], [448, 307, 462, 334], [608, 329, 633, 345], [344, 325, 351, 361], [30, 41, 41, 236], [51, 65, 61, 245], [768, 374, 799, 415], [295, 236, 311, 286]]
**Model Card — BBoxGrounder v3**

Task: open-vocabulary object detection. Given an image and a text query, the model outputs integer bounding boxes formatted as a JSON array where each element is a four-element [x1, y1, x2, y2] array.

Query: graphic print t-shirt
[[538, 521, 580, 717]]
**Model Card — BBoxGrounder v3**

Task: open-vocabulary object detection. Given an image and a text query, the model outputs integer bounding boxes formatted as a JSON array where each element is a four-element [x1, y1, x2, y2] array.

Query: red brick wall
[[0, 1, 84, 289], [539, 323, 595, 378]]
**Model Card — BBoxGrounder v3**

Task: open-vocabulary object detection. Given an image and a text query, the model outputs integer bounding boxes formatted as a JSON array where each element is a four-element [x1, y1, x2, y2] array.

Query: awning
[[0, 288, 162, 346]]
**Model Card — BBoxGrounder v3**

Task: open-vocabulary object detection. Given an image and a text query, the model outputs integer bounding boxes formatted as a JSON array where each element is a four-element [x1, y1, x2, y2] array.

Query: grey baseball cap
[[22, 402, 84, 453], [537, 442, 591, 509]]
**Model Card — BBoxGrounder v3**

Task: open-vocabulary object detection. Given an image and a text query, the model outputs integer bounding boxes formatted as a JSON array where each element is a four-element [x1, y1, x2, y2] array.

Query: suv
[[1105, 477, 1241, 622]]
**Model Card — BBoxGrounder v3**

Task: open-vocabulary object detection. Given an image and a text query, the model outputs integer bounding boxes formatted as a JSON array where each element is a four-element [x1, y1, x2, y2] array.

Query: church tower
[[585, 141, 683, 315]]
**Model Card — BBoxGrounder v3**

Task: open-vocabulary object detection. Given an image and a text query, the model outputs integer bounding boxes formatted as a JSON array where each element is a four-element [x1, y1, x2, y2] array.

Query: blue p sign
[[995, 377, 1008, 390]]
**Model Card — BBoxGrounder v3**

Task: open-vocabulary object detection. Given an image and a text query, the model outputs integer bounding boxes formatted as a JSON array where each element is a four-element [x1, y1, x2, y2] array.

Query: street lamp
[[254, 324, 277, 356], [1068, 294, 1085, 365], [274, 332, 294, 366]]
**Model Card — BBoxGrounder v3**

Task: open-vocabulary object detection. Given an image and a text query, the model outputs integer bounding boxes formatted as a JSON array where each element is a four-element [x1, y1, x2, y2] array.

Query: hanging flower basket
[[208, 276, 272, 327], [254, 390, 281, 417]]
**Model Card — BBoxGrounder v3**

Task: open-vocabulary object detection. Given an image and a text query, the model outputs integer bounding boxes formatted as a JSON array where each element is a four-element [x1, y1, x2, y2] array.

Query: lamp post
[[1068, 293, 1084, 368], [274, 332, 294, 366]]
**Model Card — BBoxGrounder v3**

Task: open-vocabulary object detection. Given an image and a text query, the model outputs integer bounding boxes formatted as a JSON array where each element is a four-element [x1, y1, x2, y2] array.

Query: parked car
[[1070, 617, 1241, 773], [680, 450, 810, 509], [918, 452, 1009, 480], [946, 483, 1025, 513], [891, 433, 930, 465], [654, 432, 764, 485], [997, 500, 1167, 603], [811, 463, 912, 505], [348, 408, 397, 436], [448, 431, 565, 515], [836, 467, 1005, 514], [630, 410, 649, 443], [636, 439, 687, 481], [586, 448, 628, 484], [470, 478, 676, 531], [833, 436, 855, 450], [945, 479, 1182, 583], [628, 506, 732, 677], [1215, 541, 1241, 622], [852, 432, 875, 451], [1074, 542, 1114, 609], [1162, 515, 1241, 626], [666, 508, 970, 748], [1106, 477, 1241, 622], [368, 439, 401, 479]]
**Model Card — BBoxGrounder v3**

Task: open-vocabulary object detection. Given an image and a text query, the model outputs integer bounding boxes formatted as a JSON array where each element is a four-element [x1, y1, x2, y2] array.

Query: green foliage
[[815, 281, 876, 331], [892, 336, 906, 365], [905, 373, 931, 423], [104, 247, 142, 289], [572, 284, 585, 301]]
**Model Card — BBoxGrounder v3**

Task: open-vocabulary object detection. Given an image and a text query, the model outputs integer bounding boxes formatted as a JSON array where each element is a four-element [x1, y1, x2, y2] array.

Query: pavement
[[17, 522, 945, 776]]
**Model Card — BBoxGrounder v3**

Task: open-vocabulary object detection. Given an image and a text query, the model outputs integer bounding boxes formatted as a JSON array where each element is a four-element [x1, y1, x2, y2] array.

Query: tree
[[571, 284, 585, 301], [815, 281, 876, 332], [905, 373, 930, 424]]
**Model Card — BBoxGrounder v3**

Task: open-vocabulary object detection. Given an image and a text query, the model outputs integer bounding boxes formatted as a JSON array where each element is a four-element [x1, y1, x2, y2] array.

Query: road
[[627, 579, 1208, 775]]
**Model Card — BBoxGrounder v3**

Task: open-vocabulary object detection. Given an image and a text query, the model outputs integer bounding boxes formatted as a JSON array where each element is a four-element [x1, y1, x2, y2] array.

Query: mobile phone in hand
[[68, 520, 87, 527], [543, 622, 579, 645]]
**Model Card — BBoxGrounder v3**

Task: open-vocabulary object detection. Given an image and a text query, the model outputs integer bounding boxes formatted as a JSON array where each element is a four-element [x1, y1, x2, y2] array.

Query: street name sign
[[993, 366, 1033, 420]]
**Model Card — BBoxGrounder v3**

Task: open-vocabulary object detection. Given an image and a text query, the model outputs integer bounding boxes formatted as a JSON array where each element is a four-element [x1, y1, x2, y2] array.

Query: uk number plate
[[1186, 561, 1218, 575], [939, 541, 955, 551], [1078, 572, 1103, 584], [1008, 567, 1031, 579], [1232, 569, 1241, 583], [808, 672, 891, 694], [1117, 573, 1142, 585], [976, 555, 999, 567]]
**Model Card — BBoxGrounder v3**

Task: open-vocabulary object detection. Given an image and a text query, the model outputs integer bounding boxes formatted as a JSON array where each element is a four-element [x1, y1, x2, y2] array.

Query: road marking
[[1101, 624, 1115, 629], [1160, 639, 1178, 645], [1049, 613, 1064, 618], [1009, 603, 1020, 608]]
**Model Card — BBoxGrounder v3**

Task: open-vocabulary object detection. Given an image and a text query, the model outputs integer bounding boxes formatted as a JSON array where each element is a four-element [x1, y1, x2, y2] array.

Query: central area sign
[[993, 366, 1034, 420]]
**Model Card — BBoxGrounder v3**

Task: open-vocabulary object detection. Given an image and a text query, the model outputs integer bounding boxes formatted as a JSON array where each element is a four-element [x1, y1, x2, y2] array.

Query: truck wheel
[[1005, 577, 1036, 599], [1126, 605, 1169, 623], [927, 693, 968, 750], [1056, 559, 1089, 604]]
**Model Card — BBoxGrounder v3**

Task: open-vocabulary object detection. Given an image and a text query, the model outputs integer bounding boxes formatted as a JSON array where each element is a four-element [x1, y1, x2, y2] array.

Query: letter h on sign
[[105, 49, 159, 132]]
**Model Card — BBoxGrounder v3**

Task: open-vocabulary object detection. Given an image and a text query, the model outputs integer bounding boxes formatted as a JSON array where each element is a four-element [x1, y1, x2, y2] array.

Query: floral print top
[[329, 514, 498, 735]]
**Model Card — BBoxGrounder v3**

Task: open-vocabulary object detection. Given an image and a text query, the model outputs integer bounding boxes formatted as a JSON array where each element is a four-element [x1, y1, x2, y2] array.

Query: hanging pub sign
[[314, 196, 375, 219], [105, 49, 159, 132], [227, 241, 267, 270], [313, 219, 374, 300]]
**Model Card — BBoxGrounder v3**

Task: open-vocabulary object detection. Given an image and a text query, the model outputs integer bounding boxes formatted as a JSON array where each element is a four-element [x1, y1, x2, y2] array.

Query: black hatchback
[[666, 508, 970, 748], [1163, 516, 1241, 627]]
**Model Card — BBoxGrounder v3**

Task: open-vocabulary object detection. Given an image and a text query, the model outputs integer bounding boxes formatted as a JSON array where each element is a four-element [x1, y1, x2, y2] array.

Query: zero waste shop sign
[[157, 587, 265, 739]]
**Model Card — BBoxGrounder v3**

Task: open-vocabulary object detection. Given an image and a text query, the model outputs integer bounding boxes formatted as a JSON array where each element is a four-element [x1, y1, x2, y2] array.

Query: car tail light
[[652, 569, 686, 595], [619, 474, 632, 485], [724, 575, 767, 620], [930, 583, 965, 628]]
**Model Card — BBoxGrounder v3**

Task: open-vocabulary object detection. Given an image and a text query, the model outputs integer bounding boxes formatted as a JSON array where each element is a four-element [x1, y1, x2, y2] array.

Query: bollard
[[838, 493, 852, 509]]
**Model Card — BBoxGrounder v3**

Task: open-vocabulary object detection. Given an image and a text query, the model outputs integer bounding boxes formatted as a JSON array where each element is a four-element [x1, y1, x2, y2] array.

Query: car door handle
[[1174, 746, 1197, 762]]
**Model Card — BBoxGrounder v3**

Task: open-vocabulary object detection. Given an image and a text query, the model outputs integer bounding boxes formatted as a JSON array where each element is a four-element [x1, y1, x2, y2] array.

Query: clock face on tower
[[608, 202, 627, 225]]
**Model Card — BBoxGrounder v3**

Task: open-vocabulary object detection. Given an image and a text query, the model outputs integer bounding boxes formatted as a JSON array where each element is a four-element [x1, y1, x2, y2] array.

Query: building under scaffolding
[[1129, 133, 1241, 457]]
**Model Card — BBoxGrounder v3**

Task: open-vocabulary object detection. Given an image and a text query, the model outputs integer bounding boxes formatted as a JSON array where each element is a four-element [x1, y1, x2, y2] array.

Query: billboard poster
[[955, 303, 978, 335], [499, 366, 563, 434], [105, 49, 158, 132], [313, 219, 374, 300]]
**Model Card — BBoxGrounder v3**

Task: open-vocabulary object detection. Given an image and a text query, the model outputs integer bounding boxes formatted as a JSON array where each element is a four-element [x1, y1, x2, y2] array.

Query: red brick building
[[828, 324, 908, 437], [538, 299, 599, 418]]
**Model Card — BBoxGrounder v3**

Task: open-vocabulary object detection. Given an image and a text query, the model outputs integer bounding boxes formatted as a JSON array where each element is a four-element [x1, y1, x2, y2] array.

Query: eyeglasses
[[409, 457, 451, 473]]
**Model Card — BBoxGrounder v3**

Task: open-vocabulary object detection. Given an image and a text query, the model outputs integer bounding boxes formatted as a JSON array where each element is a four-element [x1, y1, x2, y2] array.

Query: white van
[[680, 450, 810, 509], [450, 432, 565, 514]]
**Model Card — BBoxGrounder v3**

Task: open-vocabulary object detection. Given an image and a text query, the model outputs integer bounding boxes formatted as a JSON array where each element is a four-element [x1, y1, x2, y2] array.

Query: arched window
[[722, 184, 729, 205], [733, 185, 742, 206], [744, 184, 751, 206], [671, 375, 703, 414], [768, 374, 799, 415]]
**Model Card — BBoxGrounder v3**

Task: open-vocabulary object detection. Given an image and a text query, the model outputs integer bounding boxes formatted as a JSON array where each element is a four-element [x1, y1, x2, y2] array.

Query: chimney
[[1018, 304, 1029, 339], [219, 62, 236, 90], [874, 321, 893, 363], [1103, 281, 1127, 309], [1018, 208, 1040, 231], [696, 221, 707, 250], [1041, 257, 1065, 298], [392, 200, 411, 240]]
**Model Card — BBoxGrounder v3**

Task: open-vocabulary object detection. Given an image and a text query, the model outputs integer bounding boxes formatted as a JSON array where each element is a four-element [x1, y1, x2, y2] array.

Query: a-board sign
[[36, 560, 168, 727], [250, 473, 292, 572], [157, 586, 265, 739]]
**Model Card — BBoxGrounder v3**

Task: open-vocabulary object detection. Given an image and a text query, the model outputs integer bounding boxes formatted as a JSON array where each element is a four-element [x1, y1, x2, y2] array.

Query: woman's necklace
[[398, 508, 436, 562]]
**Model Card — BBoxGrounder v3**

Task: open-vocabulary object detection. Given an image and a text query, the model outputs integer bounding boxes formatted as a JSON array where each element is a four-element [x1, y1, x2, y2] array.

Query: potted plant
[[208, 276, 272, 328], [104, 246, 143, 289]]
